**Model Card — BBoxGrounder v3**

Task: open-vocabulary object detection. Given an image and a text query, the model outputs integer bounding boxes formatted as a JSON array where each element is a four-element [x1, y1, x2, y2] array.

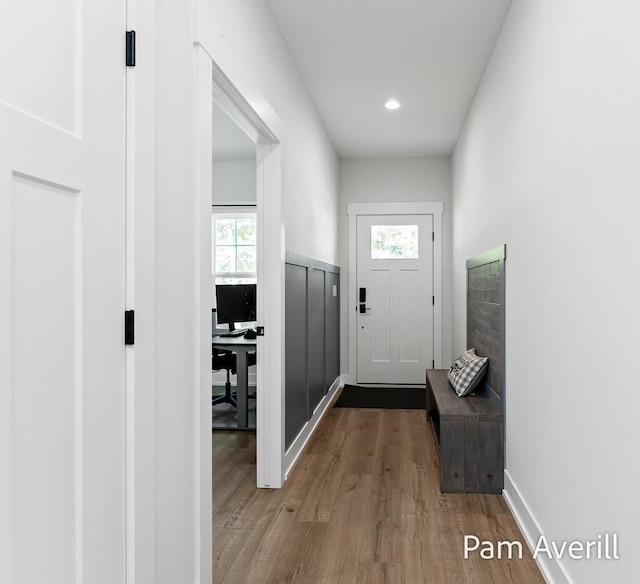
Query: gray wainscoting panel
[[325, 271, 340, 390], [307, 268, 326, 417], [285, 263, 308, 449], [285, 252, 340, 450]]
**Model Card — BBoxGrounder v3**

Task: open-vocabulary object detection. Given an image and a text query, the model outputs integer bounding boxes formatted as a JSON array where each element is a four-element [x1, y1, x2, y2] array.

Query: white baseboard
[[212, 372, 257, 386], [283, 376, 344, 478], [503, 470, 574, 584]]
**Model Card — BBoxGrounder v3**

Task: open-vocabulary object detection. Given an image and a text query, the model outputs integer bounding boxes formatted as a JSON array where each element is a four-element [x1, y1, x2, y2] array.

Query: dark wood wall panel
[[285, 253, 340, 450], [466, 245, 506, 413], [468, 261, 502, 399]]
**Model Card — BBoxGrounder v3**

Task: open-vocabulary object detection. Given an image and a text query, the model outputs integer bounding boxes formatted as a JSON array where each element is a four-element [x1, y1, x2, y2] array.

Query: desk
[[212, 335, 257, 430]]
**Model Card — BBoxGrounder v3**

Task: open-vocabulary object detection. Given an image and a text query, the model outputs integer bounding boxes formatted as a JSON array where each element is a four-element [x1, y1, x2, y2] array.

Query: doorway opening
[[197, 53, 285, 492], [211, 103, 259, 429]]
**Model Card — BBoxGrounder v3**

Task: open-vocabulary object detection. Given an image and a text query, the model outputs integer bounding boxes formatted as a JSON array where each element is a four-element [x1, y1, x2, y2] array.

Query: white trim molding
[[194, 46, 214, 584], [347, 202, 444, 217], [283, 376, 344, 478], [503, 470, 574, 584], [346, 202, 444, 384], [126, 0, 157, 581], [211, 61, 278, 146]]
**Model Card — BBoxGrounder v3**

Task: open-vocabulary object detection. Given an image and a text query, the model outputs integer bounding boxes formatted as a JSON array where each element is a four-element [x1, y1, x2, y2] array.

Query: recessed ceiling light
[[384, 99, 401, 110]]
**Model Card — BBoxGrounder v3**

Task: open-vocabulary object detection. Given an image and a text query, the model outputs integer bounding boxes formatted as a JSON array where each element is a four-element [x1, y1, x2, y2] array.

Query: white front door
[[0, 1, 127, 582], [356, 215, 433, 384]]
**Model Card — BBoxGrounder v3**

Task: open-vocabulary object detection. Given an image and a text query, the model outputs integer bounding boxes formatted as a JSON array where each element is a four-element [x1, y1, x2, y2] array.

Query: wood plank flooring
[[213, 406, 545, 584]]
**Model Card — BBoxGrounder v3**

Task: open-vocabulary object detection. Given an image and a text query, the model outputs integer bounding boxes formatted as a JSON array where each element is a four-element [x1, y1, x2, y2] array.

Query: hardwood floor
[[213, 406, 545, 584]]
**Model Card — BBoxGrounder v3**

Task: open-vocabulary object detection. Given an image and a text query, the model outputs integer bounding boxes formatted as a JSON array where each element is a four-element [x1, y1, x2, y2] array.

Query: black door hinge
[[125, 310, 135, 345], [432, 360, 435, 369], [432, 231, 435, 242], [432, 296, 435, 305], [256, 326, 265, 337], [126, 31, 136, 66]]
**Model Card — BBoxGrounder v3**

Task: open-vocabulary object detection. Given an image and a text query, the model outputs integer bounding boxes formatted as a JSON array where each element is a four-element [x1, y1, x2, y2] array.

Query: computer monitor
[[215, 284, 257, 331]]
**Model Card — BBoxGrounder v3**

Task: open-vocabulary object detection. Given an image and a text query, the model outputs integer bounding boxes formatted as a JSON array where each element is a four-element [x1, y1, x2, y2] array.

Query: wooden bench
[[426, 369, 504, 494]]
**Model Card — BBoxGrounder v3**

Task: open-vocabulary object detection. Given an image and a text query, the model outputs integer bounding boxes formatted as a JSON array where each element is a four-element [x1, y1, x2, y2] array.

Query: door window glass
[[371, 225, 419, 259]]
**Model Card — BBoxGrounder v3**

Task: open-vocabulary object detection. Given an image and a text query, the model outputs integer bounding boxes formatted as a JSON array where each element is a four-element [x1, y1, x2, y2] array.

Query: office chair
[[211, 308, 257, 409], [212, 348, 238, 407], [211, 348, 258, 408]]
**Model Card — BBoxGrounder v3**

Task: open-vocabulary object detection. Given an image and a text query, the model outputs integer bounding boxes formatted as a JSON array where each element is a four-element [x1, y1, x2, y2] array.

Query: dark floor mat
[[334, 384, 426, 409]]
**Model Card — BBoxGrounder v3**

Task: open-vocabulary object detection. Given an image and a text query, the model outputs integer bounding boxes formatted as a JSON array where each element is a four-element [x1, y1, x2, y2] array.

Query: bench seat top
[[426, 369, 502, 421]]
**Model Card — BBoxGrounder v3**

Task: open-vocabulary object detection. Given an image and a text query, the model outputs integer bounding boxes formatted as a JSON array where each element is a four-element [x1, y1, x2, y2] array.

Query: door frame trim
[[346, 202, 444, 384], [197, 51, 286, 488], [126, 0, 157, 581], [210, 61, 285, 490]]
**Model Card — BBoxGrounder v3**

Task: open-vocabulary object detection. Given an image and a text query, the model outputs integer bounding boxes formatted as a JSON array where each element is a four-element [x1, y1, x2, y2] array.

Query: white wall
[[213, 160, 257, 205], [338, 157, 453, 376], [200, 0, 340, 265], [453, 1, 640, 582]]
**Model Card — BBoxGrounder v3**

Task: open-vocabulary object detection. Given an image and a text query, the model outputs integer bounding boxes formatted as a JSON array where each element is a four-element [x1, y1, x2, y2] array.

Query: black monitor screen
[[215, 284, 256, 330]]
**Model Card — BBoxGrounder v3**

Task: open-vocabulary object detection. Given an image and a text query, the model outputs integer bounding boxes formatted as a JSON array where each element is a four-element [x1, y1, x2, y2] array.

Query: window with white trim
[[212, 211, 257, 285]]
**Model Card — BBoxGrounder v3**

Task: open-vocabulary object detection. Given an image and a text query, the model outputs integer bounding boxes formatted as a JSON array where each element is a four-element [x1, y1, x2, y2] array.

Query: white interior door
[[356, 215, 433, 384], [0, 1, 127, 582]]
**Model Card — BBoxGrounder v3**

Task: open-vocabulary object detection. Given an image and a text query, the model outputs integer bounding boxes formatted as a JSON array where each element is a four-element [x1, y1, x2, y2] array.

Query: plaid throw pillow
[[448, 348, 488, 397]]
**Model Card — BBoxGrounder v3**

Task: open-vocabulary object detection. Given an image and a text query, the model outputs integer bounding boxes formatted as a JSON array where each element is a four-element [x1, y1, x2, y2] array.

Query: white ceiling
[[265, 0, 512, 158]]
